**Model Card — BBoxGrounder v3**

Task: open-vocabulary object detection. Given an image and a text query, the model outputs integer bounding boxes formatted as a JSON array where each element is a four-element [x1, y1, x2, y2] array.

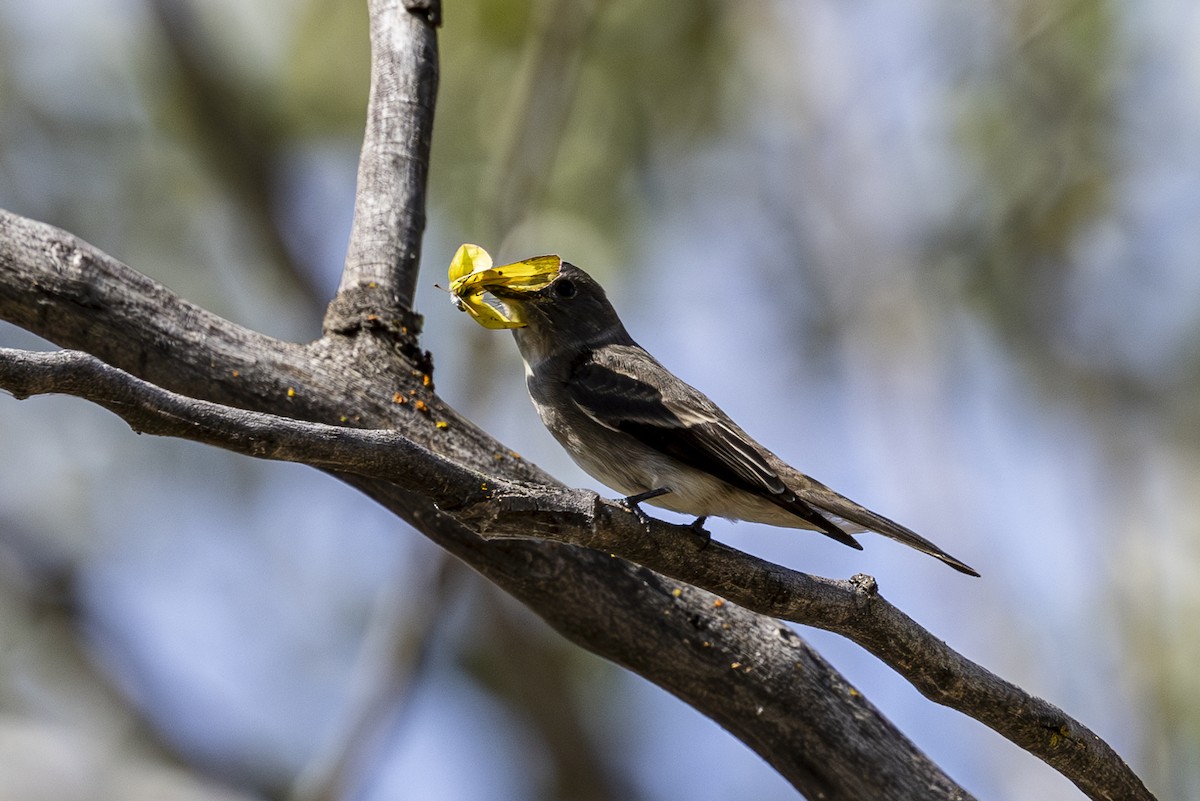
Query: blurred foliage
[[941, 0, 1200, 439], [284, 1, 371, 134], [429, 0, 733, 271], [948, 0, 1119, 368], [944, 5, 1200, 798], [460, 596, 641, 801], [2, 0, 1198, 799]]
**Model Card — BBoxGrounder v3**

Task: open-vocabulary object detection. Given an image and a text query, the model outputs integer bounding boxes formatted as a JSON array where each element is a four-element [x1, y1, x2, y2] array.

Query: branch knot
[[402, 0, 442, 26], [323, 285, 423, 338], [849, 573, 879, 597]]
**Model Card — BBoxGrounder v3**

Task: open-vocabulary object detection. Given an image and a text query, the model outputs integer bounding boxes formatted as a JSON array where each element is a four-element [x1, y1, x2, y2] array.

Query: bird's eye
[[553, 278, 577, 299]]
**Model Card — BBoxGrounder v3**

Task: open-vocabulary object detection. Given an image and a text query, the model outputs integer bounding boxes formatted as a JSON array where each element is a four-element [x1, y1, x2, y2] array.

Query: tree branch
[[0, 347, 493, 495], [0, 342, 1154, 801], [329, 0, 439, 334], [468, 497, 1147, 801], [0, 209, 966, 797], [0, 0, 1157, 797]]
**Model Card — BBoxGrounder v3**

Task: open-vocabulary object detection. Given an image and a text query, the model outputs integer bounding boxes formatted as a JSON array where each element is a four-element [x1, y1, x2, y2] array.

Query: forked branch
[[0, 0, 1157, 797], [0, 341, 1154, 801]]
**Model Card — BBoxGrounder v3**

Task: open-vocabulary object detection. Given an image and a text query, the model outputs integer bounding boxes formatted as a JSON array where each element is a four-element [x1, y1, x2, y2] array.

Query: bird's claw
[[620, 498, 656, 528], [621, 488, 671, 529]]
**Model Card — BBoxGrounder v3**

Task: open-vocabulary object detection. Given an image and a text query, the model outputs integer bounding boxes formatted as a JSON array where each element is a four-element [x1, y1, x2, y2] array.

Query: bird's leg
[[624, 487, 671, 505], [682, 516, 711, 550], [621, 487, 671, 528], [620, 490, 710, 547]]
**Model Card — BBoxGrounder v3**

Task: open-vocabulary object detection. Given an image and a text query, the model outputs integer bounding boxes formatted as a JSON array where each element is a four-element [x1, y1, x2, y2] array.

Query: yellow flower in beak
[[447, 244, 562, 329]]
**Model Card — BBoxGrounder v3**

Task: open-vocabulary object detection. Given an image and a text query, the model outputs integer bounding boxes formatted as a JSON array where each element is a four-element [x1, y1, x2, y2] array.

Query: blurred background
[[0, 0, 1196, 798]]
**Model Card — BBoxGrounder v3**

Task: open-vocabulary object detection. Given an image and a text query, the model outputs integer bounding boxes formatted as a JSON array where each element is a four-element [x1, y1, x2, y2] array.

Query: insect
[[446, 244, 560, 329]]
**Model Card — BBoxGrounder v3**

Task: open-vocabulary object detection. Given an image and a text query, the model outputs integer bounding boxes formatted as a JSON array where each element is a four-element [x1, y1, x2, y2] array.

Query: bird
[[447, 245, 979, 576]]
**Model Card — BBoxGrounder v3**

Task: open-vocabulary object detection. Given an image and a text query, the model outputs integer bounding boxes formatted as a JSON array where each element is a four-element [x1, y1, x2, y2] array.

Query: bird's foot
[[688, 516, 711, 549], [621, 488, 671, 528]]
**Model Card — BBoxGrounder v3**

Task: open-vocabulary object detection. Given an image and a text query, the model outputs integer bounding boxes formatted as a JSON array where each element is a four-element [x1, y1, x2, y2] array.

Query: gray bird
[[454, 255, 978, 576]]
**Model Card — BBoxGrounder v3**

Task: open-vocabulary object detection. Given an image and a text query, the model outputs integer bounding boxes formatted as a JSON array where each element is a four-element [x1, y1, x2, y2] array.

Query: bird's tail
[[804, 487, 980, 577]]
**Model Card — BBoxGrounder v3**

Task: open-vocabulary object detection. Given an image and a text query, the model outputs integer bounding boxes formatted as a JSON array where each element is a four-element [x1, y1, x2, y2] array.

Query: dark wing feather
[[567, 351, 780, 491], [569, 346, 860, 549]]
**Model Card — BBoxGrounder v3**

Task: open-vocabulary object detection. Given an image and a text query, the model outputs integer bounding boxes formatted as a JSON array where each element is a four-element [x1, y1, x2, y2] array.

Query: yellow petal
[[459, 294, 525, 329], [448, 243, 493, 283], [447, 247, 563, 330], [489, 254, 562, 288], [450, 255, 562, 295]]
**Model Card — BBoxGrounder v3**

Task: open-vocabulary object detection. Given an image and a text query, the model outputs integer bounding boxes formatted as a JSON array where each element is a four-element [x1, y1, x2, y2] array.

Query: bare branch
[[0, 339, 967, 799], [0, 209, 452, 447], [0, 209, 303, 403], [0, 347, 514, 506], [329, 0, 439, 333], [0, 342, 1154, 801], [462, 495, 1151, 801]]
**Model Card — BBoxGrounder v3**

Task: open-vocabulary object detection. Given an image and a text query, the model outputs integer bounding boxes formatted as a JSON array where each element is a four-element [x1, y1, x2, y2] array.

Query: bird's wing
[[568, 345, 861, 548], [568, 345, 782, 492]]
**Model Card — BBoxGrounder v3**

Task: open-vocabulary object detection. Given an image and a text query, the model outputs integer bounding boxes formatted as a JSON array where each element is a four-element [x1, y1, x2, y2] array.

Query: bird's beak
[[446, 244, 561, 330]]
